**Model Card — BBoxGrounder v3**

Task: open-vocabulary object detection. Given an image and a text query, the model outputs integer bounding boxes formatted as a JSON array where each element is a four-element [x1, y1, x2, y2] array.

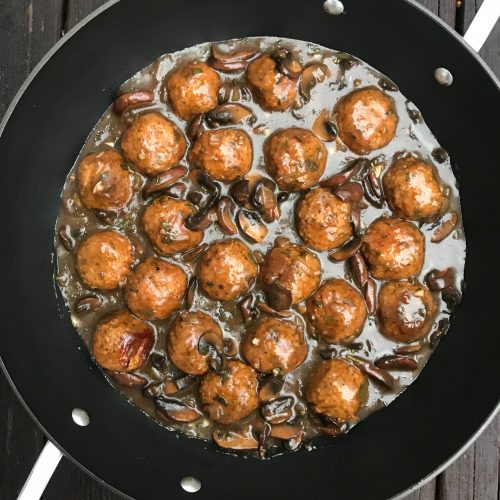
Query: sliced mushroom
[[185, 173, 221, 230], [113, 91, 154, 114], [229, 179, 251, 206], [213, 428, 259, 450], [186, 277, 197, 310], [58, 225, 75, 251], [432, 147, 448, 164], [218, 82, 233, 104], [74, 295, 102, 314], [186, 113, 205, 141], [285, 431, 304, 451], [312, 109, 338, 142], [209, 44, 257, 73], [271, 48, 303, 79], [320, 159, 368, 187], [237, 209, 268, 243], [319, 347, 338, 360], [300, 63, 330, 101], [95, 210, 117, 225], [363, 278, 377, 316], [264, 282, 293, 311], [256, 301, 293, 318], [239, 294, 255, 324], [261, 396, 295, 425], [198, 330, 224, 356], [362, 170, 384, 208], [206, 103, 255, 128], [333, 182, 364, 203], [441, 286, 462, 310], [375, 355, 418, 371], [216, 196, 238, 235], [346, 355, 395, 389], [328, 237, 362, 262], [350, 204, 361, 233], [320, 422, 346, 437], [259, 376, 285, 402], [349, 252, 369, 289], [431, 211, 458, 243], [253, 183, 280, 223], [258, 421, 272, 459], [142, 165, 188, 197], [430, 317, 451, 348], [425, 268, 455, 292], [185, 206, 217, 231], [182, 243, 208, 263], [150, 353, 168, 371], [109, 371, 148, 387], [155, 397, 202, 423], [378, 77, 399, 92], [223, 337, 239, 357], [394, 341, 424, 354], [163, 379, 180, 395], [165, 182, 187, 199], [270, 424, 302, 440]]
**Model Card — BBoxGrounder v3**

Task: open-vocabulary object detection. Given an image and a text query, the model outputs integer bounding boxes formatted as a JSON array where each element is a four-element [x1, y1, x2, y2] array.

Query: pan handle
[[463, 0, 500, 52], [17, 440, 63, 500]]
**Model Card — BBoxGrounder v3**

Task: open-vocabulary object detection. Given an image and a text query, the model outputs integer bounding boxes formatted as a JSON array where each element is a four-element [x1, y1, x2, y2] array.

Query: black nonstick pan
[[1, 0, 499, 498]]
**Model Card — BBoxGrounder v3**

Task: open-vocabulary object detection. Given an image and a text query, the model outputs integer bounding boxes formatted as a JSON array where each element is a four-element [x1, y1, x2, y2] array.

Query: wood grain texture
[[0, 1, 498, 499]]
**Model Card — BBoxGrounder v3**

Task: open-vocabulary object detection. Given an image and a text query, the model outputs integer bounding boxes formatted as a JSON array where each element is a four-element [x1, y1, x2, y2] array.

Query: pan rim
[[0, 0, 498, 499]]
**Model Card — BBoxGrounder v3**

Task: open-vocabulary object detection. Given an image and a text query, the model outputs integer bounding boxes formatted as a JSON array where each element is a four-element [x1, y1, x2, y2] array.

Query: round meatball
[[165, 62, 221, 120], [142, 196, 204, 255], [296, 187, 352, 251], [167, 311, 223, 375], [306, 359, 367, 423], [307, 279, 367, 343], [361, 217, 425, 280], [378, 281, 437, 343], [121, 113, 186, 176], [199, 360, 259, 424], [260, 238, 321, 306], [198, 240, 257, 301], [334, 87, 398, 155], [77, 150, 131, 211], [188, 129, 253, 183], [383, 156, 446, 221], [76, 230, 134, 290], [265, 128, 327, 191], [124, 257, 187, 320], [246, 55, 297, 111], [92, 310, 154, 372], [243, 318, 307, 374]]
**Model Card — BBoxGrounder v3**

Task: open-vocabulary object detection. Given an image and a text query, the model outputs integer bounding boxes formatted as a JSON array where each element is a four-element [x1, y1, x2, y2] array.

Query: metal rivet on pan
[[71, 408, 90, 427], [323, 0, 344, 15], [434, 67, 453, 86], [180, 476, 202, 493]]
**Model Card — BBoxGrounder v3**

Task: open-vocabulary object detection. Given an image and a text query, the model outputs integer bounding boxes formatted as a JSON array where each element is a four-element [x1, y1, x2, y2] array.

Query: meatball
[[92, 310, 154, 372], [165, 62, 221, 120], [334, 87, 398, 155], [296, 187, 352, 251], [307, 279, 367, 343], [243, 318, 308, 374], [246, 55, 297, 111], [167, 311, 223, 375], [199, 360, 259, 424], [124, 257, 187, 320], [361, 217, 425, 280], [77, 150, 132, 211], [265, 128, 327, 191], [76, 230, 134, 290], [383, 155, 446, 221], [198, 239, 257, 301], [378, 281, 437, 343], [142, 196, 204, 255], [121, 113, 186, 176], [188, 129, 253, 183], [260, 238, 321, 307], [306, 359, 367, 423]]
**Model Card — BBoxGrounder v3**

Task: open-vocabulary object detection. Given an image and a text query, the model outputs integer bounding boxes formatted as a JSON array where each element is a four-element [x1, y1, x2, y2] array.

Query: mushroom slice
[[320, 159, 368, 187], [300, 63, 330, 101], [328, 237, 362, 262], [213, 428, 259, 450], [253, 183, 280, 223], [58, 225, 75, 251], [108, 371, 148, 387], [312, 109, 338, 142], [425, 267, 455, 292], [333, 182, 364, 202], [216, 196, 238, 235], [206, 103, 255, 127], [237, 209, 268, 243], [187, 113, 205, 141], [264, 282, 293, 312], [113, 91, 154, 114], [229, 179, 251, 206], [375, 355, 418, 371], [271, 48, 303, 79], [363, 277, 377, 316], [270, 424, 303, 440], [394, 342, 424, 355], [182, 243, 208, 263], [430, 318, 451, 348], [239, 294, 255, 324], [198, 330, 224, 356], [186, 277, 197, 310], [431, 211, 458, 243], [259, 376, 285, 402], [142, 165, 188, 197], [261, 397, 295, 425], [256, 301, 292, 318], [163, 379, 181, 395], [74, 295, 102, 314], [155, 397, 202, 423], [349, 252, 369, 289], [209, 44, 257, 73], [346, 355, 395, 389]]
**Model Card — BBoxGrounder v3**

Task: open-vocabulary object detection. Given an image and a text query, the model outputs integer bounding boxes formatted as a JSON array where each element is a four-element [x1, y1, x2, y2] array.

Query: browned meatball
[[334, 87, 398, 155], [246, 55, 297, 111], [296, 187, 352, 251], [378, 281, 437, 343], [242, 318, 308, 374], [167, 311, 223, 375], [142, 196, 204, 255], [383, 155, 446, 221], [306, 359, 367, 423], [265, 128, 327, 191], [188, 129, 253, 183], [260, 238, 321, 307], [121, 113, 186, 176], [198, 240, 257, 301], [77, 150, 131, 211], [76, 230, 134, 290], [165, 62, 221, 120], [124, 257, 187, 320], [92, 310, 154, 372], [307, 279, 367, 343], [362, 217, 425, 280], [199, 360, 259, 424]]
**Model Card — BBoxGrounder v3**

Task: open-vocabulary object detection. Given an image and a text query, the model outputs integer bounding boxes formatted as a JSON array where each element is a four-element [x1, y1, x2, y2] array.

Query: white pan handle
[[463, 0, 500, 52], [17, 440, 63, 500]]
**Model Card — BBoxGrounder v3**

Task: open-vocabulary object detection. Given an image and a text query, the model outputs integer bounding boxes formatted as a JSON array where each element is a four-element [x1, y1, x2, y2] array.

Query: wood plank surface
[[0, 1, 498, 499]]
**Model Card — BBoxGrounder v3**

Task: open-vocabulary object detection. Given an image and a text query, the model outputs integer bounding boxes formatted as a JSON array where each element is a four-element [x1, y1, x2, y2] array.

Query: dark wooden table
[[0, 1, 498, 499]]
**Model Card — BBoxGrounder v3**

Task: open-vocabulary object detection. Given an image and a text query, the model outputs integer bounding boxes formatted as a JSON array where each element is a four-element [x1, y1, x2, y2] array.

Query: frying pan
[[1, 0, 499, 498]]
